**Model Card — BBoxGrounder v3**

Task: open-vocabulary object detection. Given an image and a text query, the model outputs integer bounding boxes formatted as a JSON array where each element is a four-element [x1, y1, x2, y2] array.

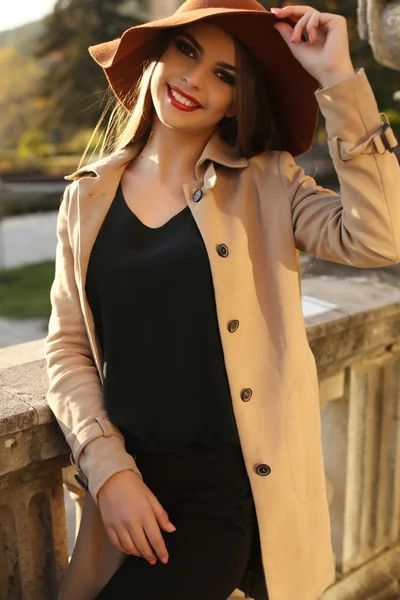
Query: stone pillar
[[320, 352, 400, 576], [0, 340, 70, 599], [0, 460, 68, 600], [302, 277, 400, 600]]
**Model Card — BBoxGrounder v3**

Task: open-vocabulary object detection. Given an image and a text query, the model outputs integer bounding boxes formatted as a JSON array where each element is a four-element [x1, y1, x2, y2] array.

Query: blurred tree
[[17, 130, 50, 160], [34, 0, 146, 143], [0, 47, 41, 149]]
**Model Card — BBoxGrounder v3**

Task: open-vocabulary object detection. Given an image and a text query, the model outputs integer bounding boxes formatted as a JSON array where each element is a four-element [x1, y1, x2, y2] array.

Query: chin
[[157, 108, 198, 129]]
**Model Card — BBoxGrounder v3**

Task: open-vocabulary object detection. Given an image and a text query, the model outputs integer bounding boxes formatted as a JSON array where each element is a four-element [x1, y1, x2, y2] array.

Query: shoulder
[[232, 149, 308, 207], [244, 149, 300, 176], [246, 149, 309, 189], [64, 155, 113, 183], [247, 149, 281, 171], [64, 142, 142, 182], [62, 143, 142, 210], [239, 149, 289, 185]]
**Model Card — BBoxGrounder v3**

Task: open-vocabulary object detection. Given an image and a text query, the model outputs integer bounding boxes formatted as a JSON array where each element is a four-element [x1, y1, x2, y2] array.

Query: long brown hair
[[79, 23, 280, 168]]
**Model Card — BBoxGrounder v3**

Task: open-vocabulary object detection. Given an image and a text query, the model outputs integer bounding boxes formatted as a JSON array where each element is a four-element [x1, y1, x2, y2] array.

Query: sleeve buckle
[[380, 122, 395, 153]]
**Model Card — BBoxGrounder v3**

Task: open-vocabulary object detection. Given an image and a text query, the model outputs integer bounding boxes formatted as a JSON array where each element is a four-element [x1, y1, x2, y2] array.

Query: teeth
[[170, 87, 198, 108]]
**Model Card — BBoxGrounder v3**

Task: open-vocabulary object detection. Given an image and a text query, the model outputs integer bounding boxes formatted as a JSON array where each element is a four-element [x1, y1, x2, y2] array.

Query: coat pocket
[[285, 354, 327, 504]]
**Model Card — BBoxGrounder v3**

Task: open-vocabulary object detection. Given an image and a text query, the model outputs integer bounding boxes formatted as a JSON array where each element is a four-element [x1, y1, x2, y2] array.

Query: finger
[[114, 528, 142, 557], [128, 544, 142, 558], [291, 12, 315, 43], [306, 13, 321, 43], [274, 7, 346, 31], [143, 518, 170, 564], [271, 5, 318, 21], [148, 492, 177, 533], [128, 523, 160, 564], [107, 527, 130, 555], [273, 20, 295, 45], [115, 526, 144, 556]]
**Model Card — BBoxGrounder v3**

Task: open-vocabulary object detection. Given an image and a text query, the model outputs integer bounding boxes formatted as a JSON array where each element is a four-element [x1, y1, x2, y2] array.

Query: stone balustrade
[[1, 276, 400, 600], [302, 276, 400, 600]]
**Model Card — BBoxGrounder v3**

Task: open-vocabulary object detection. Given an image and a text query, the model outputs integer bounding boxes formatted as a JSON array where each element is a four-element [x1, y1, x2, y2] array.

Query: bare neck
[[134, 117, 214, 185]]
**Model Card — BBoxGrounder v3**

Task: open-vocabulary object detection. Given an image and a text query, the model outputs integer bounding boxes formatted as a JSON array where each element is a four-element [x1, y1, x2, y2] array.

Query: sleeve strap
[[328, 114, 398, 163], [69, 416, 125, 469]]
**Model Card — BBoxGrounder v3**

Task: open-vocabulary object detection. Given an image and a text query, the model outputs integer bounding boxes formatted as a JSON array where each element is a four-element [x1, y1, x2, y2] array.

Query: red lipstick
[[167, 84, 203, 112]]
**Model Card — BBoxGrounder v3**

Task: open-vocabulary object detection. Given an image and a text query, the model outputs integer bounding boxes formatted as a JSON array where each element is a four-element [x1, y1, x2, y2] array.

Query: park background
[[0, 0, 399, 348]]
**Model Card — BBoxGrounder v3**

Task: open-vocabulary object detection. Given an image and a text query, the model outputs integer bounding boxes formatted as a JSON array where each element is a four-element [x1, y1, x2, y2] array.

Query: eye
[[174, 38, 235, 86], [175, 39, 196, 59], [216, 70, 236, 86]]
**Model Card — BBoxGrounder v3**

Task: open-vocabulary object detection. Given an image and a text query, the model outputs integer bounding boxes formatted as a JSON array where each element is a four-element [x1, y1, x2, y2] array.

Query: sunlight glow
[[1, 0, 57, 32]]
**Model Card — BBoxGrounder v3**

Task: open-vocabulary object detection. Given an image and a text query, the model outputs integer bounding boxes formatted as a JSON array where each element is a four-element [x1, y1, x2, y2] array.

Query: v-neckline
[[118, 183, 190, 231]]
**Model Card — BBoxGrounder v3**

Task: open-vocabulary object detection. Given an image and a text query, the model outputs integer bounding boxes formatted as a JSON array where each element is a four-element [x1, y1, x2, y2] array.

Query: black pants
[[95, 444, 261, 600]]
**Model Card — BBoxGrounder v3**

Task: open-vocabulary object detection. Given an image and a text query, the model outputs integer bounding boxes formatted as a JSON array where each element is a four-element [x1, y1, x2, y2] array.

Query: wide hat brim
[[89, 3, 320, 157]]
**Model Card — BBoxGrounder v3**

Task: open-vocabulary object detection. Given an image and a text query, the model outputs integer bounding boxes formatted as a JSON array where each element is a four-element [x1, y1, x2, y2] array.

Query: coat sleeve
[[44, 183, 142, 505], [279, 68, 400, 267]]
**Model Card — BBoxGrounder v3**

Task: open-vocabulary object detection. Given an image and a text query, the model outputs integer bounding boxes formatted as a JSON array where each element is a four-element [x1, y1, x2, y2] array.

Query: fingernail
[[161, 557, 168, 564], [149, 560, 156, 565], [167, 522, 176, 531], [271, 7, 281, 11]]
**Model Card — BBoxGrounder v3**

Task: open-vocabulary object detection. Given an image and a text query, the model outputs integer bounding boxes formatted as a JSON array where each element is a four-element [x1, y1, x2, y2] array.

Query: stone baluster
[[0, 340, 70, 599], [302, 278, 400, 600]]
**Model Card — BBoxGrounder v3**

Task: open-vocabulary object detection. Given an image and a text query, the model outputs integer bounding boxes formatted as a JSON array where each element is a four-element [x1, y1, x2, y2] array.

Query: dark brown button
[[255, 464, 271, 476], [192, 189, 203, 202], [241, 388, 252, 402], [216, 244, 229, 257], [227, 319, 239, 333]]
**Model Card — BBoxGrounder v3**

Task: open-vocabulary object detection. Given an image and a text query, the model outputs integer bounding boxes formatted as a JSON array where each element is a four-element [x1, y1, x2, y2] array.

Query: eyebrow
[[179, 32, 237, 73]]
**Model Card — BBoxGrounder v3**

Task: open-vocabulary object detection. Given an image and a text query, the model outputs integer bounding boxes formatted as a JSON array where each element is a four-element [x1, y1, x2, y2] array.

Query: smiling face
[[150, 21, 237, 136]]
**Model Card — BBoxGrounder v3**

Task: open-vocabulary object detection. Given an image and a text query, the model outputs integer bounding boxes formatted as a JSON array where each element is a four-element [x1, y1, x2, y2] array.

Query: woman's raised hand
[[272, 5, 356, 88], [97, 470, 177, 565]]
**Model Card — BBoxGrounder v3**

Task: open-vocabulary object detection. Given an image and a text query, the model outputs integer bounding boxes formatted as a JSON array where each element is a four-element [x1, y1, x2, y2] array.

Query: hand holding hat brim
[[272, 5, 356, 89]]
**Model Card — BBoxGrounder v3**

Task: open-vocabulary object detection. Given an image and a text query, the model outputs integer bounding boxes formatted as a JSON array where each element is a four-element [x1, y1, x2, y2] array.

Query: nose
[[181, 63, 207, 90]]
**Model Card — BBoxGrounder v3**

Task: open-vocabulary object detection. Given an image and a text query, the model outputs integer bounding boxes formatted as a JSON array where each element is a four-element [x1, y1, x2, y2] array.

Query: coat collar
[[64, 131, 248, 184]]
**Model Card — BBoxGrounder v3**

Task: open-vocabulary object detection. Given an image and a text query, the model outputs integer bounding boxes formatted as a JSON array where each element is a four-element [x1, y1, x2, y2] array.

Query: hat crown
[[175, 0, 266, 15]]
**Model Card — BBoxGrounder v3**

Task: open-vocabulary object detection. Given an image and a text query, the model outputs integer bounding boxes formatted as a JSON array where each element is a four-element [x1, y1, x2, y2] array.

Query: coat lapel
[[64, 144, 143, 376], [65, 144, 142, 280]]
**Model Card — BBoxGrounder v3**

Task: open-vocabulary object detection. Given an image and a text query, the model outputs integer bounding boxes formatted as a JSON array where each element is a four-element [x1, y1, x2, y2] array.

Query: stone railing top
[[0, 339, 49, 439], [302, 276, 400, 371], [302, 276, 400, 338]]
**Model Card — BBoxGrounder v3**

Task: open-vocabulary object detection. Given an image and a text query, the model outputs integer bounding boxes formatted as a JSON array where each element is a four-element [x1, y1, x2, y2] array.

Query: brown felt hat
[[88, 0, 320, 157]]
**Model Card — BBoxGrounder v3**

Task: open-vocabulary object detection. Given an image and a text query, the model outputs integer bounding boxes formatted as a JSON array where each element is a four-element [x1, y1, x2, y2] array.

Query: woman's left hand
[[272, 5, 356, 88]]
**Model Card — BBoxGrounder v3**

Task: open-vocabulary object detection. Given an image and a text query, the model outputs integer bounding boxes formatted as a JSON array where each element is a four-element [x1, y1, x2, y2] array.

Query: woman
[[44, 1, 400, 599]]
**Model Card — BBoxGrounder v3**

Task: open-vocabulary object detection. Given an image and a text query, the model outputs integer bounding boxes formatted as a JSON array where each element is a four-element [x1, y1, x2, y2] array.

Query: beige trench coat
[[44, 68, 400, 600]]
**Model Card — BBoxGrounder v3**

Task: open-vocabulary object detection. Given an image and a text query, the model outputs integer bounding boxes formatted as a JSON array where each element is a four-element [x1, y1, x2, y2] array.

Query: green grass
[[0, 261, 55, 319]]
